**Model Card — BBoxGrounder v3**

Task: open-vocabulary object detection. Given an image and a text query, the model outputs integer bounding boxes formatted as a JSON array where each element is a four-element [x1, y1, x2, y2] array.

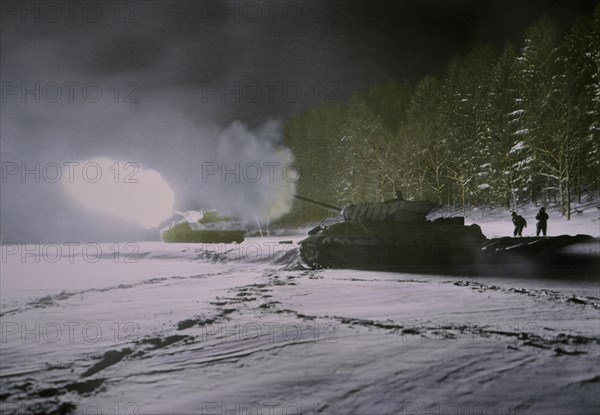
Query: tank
[[161, 210, 246, 243], [295, 194, 487, 269]]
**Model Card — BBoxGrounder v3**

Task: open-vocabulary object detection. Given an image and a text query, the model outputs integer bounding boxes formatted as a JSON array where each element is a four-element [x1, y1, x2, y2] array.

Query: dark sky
[[1, 0, 596, 242]]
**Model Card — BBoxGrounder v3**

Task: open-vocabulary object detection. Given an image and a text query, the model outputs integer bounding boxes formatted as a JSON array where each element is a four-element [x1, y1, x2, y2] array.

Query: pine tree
[[407, 76, 448, 203], [487, 42, 533, 210], [440, 44, 497, 212], [339, 98, 394, 202]]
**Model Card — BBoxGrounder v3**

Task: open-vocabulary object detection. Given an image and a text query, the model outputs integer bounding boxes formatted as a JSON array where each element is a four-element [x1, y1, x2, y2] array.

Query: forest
[[282, 4, 599, 223]]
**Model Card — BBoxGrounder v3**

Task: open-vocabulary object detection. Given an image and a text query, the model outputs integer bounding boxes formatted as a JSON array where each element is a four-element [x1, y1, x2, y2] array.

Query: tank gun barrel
[[294, 195, 341, 213]]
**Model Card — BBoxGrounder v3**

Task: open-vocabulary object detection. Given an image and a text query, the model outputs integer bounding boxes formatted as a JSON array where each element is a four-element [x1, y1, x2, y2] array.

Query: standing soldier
[[511, 212, 527, 237], [536, 207, 549, 236]]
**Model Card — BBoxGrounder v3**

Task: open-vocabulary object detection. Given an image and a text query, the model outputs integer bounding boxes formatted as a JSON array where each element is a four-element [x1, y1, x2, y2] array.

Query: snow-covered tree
[[407, 76, 449, 204], [441, 44, 497, 212]]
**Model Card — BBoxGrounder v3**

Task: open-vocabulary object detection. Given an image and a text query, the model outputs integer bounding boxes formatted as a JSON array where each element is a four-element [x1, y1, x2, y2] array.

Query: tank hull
[[299, 221, 487, 269], [161, 222, 245, 243]]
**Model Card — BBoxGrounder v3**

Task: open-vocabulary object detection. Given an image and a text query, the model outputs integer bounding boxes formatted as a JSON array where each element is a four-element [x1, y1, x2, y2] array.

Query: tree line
[[282, 5, 599, 223]]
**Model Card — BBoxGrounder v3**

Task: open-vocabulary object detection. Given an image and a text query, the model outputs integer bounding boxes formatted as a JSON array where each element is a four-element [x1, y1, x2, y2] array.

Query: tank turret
[[294, 194, 438, 223]]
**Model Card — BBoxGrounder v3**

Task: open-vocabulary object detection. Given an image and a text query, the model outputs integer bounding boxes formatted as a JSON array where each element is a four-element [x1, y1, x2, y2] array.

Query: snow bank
[[429, 203, 600, 238]]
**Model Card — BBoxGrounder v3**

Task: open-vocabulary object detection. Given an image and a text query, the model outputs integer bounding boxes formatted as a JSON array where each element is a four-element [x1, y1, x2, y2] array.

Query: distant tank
[[295, 194, 487, 269], [161, 210, 246, 243]]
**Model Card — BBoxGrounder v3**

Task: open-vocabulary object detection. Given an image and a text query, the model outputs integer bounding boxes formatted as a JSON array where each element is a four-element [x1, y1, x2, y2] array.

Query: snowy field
[[1, 205, 599, 415]]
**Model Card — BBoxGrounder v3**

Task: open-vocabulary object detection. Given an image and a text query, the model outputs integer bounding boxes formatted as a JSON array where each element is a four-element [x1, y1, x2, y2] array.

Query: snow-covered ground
[[1, 204, 599, 414]]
